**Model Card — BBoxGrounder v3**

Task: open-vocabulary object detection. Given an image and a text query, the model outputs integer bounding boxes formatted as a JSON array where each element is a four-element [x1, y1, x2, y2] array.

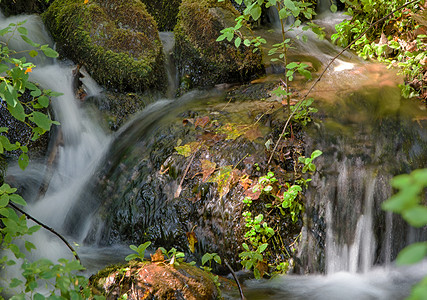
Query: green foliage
[[125, 241, 152, 262], [239, 242, 268, 279], [291, 98, 318, 126], [158, 246, 186, 266], [332, 0, 426, 98], [298, 149, 322, 173], [217, 0, 323, 112], [382, 168, 427, 298]]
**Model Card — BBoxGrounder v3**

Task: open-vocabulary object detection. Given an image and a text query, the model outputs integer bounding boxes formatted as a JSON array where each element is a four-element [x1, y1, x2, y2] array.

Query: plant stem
[[277, 3, 291, 115]]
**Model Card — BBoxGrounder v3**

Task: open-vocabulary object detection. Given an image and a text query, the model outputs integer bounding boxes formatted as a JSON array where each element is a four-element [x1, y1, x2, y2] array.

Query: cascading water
[[0, 13, 111, 265], [2, 5, 427, 300]]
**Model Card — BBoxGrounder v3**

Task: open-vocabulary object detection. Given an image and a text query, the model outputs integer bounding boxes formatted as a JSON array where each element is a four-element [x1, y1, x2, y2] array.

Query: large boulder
[[42, 0, 166, 92], [174, 0, 265, 94], [141, 0, 182, 31]]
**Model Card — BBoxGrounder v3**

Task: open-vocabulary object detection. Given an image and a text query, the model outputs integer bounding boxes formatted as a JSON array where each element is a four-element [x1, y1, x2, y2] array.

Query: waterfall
[[0, 14, 111, 263]]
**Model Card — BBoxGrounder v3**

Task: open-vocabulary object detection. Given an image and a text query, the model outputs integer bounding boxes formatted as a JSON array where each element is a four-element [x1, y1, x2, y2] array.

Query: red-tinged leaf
[[195, 116, 210, 129], [244, 180, 262, 200], [201, 159, 216, 182], [239, 174, 253, 190]]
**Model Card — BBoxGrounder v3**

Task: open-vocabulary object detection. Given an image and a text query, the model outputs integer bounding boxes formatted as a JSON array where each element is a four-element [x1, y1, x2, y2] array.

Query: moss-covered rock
[[42, 0, 166, 92], [90, 261, 219, 299], [0, 0, 53, 16], [174, 0, 265, 94], [141, 0, 182, 31]]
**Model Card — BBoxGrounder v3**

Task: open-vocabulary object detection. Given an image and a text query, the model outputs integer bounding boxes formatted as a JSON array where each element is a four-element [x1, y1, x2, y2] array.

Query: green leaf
[[129, 245, 138, 252], [0, 63, 9, 74], [258, 243, 268, 253], [286, 62, 299, 69], [20, 35, 40, 47], [8, 102, 26, 122], [18, 153, 29, 171], [403, 206, 427, 227], [9, 193, 26, 206], [9, 278, 23, 288], [250, 4, 262, 21], [31, 111, 52, 131], [29, 50, 38, 58], [202, 253, 211, 266], [396, 242, 427, 265], [235, 37, 241, 48], [17, 27, 28, 35], [41, 46, 58, 58], [30, 88, 42, 97], [25, 241, 36, 252], [125, 254, 138, 261], [330, 4, 338, 13], [38, 95, 50, 108], [0, 194, 10, 207]]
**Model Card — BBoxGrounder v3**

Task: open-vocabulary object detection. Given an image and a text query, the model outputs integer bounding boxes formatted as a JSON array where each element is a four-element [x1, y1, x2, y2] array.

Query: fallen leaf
[[209, 165, 233, 198], [244, 126, 262, 141], [186, 231, 198, 253], [151, 248, 165, 262], [201, 159, 217, 182], [195, 116, 210, 128], [239, 174, 253, 190]]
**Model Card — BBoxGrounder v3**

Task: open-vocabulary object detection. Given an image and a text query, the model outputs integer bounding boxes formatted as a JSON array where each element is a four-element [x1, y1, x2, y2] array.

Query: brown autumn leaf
[[239, 174, 253, 190], [244, 126, 263, 141], [201, 159, 217, 182], [256, 260, 268, 278], [195, 116, 210, 129], [186, 231, 198, 253], [151, 248, 165, 262], [244, 180, 261, 200]]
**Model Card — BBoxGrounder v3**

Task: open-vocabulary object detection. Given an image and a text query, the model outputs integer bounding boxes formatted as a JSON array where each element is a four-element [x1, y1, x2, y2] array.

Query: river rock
[[174, 0, 265, 94], [42, 0, 166, 93], [90, 261, 219, 299]]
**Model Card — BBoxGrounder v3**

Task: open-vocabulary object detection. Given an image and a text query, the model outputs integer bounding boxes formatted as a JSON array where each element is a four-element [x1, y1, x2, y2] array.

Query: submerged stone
[[174, 0, 265, 94], [42, 0, 166, 92]]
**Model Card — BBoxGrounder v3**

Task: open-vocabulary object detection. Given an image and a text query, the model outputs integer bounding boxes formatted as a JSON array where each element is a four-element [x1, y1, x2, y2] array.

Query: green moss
[[141, 0, 182, 31], [0, 0, 53, 16], [42, 0, 166, 92], [174, 0, 265, 94]]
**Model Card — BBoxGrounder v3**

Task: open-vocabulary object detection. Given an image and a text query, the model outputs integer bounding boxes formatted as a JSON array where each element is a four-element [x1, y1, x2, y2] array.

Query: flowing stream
[[1, 4, 427, 299]]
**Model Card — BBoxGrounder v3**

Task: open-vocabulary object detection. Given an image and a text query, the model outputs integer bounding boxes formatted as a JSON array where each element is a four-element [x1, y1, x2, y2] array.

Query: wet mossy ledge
[[141, 0, 182, 32], [174, 0, 265, 95], [0, 0, 53, 16], [42, 0, 166, 93]]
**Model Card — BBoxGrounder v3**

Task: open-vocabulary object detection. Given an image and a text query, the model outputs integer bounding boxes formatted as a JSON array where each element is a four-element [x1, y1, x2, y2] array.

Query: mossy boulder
[[174, 0, 265, 94], [42, 0, 166, 92], [141, 0, 182, 31], [90, 261, 219, 299]]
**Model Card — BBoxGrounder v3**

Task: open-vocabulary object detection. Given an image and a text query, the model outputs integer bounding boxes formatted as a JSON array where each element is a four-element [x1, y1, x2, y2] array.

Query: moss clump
[[141, 0, 182, 31], [174, 0, 265, 94], [42, 0, 166, 93]]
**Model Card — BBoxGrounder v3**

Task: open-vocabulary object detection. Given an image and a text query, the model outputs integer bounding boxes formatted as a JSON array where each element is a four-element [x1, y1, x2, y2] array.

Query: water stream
[[1, 5, 427, 300]]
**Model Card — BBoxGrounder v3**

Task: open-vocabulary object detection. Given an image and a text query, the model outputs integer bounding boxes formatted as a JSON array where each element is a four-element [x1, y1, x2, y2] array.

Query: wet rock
[[0, 0, 52, 16], [141, 0, 182, 31], [174, 0, 265, 95], [90, 261, 219, 300], [42, 0, 166, 93]]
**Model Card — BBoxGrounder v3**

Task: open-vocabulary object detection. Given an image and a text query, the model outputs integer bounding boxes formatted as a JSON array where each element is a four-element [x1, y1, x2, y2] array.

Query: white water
[[0, 14, 111, 264]]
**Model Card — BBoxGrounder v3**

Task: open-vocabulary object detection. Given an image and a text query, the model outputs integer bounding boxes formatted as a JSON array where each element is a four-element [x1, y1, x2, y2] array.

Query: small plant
[[291, 98, 318, 126], [125, 241, 151, 262], [201, 253, 222, 288], [298, 149, 322, 173], [158, 247, 186, 266], [239, 242, 268, 279], [243, 212, 275, 247]]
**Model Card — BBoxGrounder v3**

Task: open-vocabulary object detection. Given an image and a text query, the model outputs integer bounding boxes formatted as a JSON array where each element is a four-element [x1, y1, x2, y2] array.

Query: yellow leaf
[[186, 231, 198, 253], [84, 0, 89, 3]]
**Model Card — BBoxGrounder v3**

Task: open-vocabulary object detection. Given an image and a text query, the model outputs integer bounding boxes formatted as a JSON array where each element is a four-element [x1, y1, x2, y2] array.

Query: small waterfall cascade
[[0, 13, 111, 262], [159, 31, 178, 98]]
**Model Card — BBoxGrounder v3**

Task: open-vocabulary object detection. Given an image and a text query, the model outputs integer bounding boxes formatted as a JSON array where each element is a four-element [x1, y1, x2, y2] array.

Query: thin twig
[[225, 259, 246, 300], [268, 0, 421, 165], [175, 148, 198, 198], [8, 202, 81, 263]]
